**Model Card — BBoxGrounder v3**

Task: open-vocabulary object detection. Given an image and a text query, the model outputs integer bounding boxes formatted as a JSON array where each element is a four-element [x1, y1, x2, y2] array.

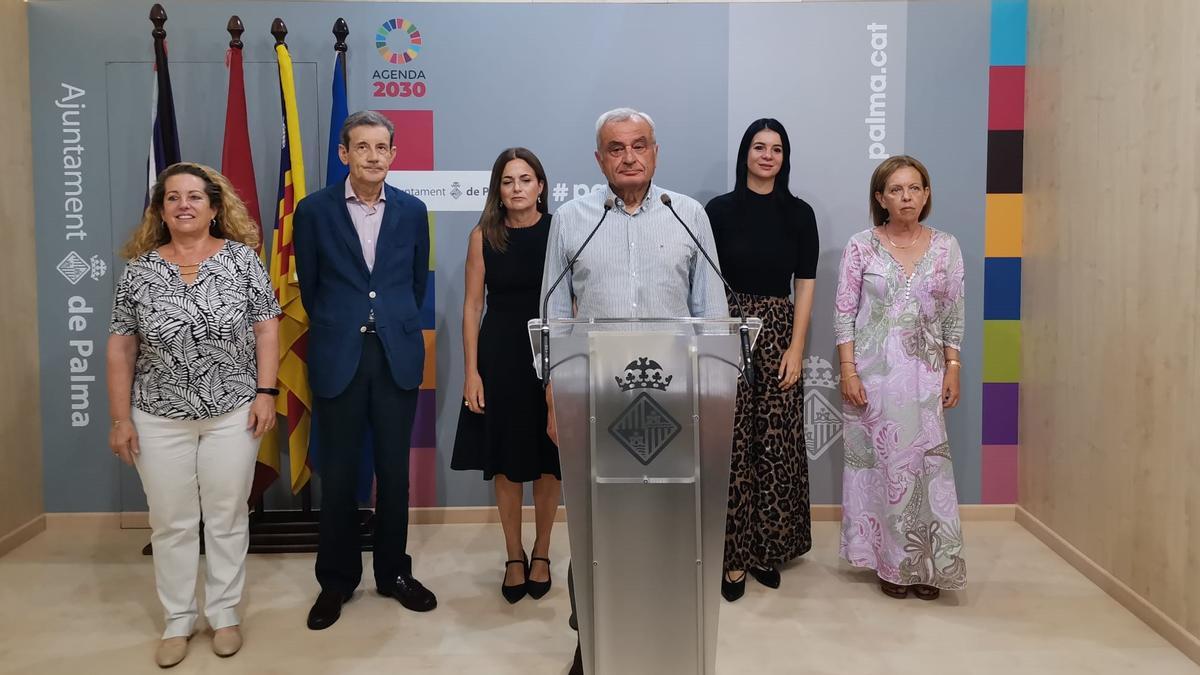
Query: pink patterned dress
[[833, 227, 967, 590]]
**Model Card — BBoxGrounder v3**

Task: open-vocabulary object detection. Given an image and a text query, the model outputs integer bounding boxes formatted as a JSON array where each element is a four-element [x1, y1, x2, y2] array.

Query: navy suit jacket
[[293, 180, 430, 399]]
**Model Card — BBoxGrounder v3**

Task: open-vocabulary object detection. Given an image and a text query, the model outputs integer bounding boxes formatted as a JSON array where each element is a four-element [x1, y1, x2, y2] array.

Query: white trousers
[[133, 404, 258, 638]]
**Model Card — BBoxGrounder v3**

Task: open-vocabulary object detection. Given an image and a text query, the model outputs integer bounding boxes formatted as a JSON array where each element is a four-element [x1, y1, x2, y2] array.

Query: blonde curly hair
[[120, 162, 262, 259]]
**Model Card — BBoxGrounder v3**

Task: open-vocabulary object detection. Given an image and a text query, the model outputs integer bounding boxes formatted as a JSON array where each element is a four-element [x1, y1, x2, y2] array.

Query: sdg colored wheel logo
[[376, 18, 422, 64]]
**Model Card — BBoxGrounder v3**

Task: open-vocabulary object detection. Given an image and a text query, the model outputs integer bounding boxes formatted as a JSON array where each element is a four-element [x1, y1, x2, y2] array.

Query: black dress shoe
[[721, 571, 746, 602], [379, 573, 438, 612], [307, 589, 349, 630], [526, 556, 552, 599], [501, 556, 528, 604], [569, 642, 583, 675], [749, 565, 781, 589]]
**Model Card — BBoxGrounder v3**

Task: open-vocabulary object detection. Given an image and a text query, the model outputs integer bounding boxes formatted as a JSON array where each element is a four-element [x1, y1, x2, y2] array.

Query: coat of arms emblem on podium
[[608, 357, 682, 466]]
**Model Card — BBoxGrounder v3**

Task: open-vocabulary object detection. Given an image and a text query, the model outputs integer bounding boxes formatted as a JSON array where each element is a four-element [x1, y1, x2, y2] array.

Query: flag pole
[[333, 17, 349, 66], [150, 4, 166, 42], [271, 16, 287, 47], [226, 14, 244, 49], [224, 14, 272, 524], [272, 17, 312, 520]]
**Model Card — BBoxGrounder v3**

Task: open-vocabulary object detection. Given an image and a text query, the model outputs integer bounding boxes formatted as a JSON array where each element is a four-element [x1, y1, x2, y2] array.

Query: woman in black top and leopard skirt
[[706, 119, 819, 601]]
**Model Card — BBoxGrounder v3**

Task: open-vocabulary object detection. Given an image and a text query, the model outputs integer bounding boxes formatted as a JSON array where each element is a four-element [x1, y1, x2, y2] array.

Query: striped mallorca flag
[[258, 41, 314, 494]]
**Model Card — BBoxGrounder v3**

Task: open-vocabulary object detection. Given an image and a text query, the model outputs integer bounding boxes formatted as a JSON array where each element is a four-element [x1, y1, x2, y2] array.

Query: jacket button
[[369, 291, 377, 299], [360, 325, 367, 333]]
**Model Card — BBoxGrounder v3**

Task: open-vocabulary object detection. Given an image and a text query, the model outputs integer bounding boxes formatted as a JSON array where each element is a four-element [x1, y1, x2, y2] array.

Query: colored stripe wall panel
[[982, 0, 1026, 505], [381, 110, 434, 171], [982, 383, 1019, 445], [411, 388, 437, 448], [981, 445, 1019, 503], [983, 257, 1022, 320], [409, 447, 438, 507], [382, 109, 439, 502], [984, 193, 1023, 257], [420, 330, 436, 389], [428, 214, 436, 270], [990, 0, 1028, 66], [986, 130, 1024, 193], [421, 271, 436, 329], [982, 320, 1021, 382], [988, 66, 1026, 130]]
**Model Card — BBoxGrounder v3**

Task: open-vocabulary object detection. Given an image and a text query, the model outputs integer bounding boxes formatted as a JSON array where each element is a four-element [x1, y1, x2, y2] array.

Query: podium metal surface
[[530, 318, 760, 675]]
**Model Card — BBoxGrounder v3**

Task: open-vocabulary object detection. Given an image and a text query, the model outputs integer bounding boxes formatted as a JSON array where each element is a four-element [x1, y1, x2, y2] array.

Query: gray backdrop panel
[[29, 0, 988, 511]]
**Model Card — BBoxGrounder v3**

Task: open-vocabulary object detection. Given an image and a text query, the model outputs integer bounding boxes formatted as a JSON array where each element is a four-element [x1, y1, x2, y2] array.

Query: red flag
[[222, 37, 273, 500], [221, 43, 263, 252]]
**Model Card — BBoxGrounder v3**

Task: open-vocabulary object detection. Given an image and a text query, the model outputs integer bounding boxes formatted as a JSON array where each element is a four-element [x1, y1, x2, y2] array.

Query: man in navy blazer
[[294, 110, 436, 630]]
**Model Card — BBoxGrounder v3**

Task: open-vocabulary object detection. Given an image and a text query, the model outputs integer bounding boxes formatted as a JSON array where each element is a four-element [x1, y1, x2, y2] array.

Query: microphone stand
[[538, 197, 615, 388], [659, 193, 755, 388]]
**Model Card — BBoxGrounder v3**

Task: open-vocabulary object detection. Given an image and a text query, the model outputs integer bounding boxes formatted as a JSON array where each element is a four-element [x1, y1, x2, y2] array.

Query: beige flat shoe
[[212, 626, 243, 657], [155, 636, 189, 668]]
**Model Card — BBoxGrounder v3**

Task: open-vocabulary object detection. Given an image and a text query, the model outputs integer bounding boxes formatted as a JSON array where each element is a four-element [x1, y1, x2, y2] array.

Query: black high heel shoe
[[721, 570, 746, 602], [748, 565, 781, 589], [501, 554, 528, 604], [526, 556, 553, 599]]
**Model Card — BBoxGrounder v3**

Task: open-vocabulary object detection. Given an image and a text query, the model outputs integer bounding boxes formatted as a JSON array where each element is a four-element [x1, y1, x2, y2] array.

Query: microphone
[[659, 192, 755, 388], [538, 197, 616, 388]]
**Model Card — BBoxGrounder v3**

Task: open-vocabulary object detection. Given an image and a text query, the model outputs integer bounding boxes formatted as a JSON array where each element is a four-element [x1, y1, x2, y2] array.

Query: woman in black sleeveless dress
[[452, 148, 560, 604]]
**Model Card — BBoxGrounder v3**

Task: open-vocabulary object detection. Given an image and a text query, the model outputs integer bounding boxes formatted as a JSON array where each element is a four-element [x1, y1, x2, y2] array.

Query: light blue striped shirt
[[540, 183, 729, 321]]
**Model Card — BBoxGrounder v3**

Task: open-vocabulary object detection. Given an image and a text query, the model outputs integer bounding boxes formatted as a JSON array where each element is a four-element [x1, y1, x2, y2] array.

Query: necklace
[[884, 224, 923, 249]]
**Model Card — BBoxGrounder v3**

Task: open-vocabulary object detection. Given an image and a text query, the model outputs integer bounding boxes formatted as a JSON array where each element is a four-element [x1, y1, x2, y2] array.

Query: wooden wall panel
[[1022, 0, 1200, 638], [0, 0, 45, 541]]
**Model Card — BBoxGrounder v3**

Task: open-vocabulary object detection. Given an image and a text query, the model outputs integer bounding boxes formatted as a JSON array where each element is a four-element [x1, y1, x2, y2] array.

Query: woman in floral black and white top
[[106, 162, 280, 668]]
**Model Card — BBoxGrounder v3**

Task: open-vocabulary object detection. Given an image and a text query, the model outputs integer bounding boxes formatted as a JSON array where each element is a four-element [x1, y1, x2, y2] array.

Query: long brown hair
[[120, 162, 260, 259], [869, 155, 933, 227], [477, 148, 548, 252]]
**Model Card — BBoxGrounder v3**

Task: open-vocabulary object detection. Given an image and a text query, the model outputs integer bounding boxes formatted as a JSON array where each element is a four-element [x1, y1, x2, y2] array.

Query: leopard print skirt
[[724, 292, 812, 571]]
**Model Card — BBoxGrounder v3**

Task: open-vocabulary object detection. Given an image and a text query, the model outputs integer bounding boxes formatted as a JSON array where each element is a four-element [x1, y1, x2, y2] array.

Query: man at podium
[[540, 107, 728, 675]]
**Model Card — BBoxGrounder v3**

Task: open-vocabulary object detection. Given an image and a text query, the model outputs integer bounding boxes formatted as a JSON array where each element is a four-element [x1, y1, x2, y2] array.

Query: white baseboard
[[811, 504, 1015, 521], [45, 512, 124, 528], [0, 514, 46, 558], [409, 505, 568, 524], [76, 503, 1013, 530], [1015, 505, 1200, 667]]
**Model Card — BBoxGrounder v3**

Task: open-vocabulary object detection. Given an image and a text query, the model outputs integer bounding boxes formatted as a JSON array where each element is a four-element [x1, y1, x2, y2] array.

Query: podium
[[529, 317, 761, 675]]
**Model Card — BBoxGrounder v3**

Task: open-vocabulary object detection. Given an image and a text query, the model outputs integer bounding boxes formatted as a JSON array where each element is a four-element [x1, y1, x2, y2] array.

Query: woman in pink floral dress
[[833, 155, 966, 600]]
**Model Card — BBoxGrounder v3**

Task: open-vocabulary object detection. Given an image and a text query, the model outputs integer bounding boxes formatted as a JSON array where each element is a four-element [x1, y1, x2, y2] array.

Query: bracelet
[[256, 387, 280, 396], [946, 359, 961, 368], [112, 419, 129, 427], [844, 372, 860, 380]]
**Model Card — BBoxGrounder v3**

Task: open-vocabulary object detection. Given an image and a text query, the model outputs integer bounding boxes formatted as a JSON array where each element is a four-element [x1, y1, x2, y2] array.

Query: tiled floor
[[0, 520, 1196, 674]]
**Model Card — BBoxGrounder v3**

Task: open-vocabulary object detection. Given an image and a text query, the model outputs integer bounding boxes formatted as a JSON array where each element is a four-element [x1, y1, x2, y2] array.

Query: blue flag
[[146, 36, 181, 200], [326, 51, 349, 187]]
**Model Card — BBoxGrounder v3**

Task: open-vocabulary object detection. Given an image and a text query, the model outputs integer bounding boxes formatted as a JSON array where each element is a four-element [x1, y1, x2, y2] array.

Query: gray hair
[[594, 107, 656, 149], [339, 110, 395, 149]]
